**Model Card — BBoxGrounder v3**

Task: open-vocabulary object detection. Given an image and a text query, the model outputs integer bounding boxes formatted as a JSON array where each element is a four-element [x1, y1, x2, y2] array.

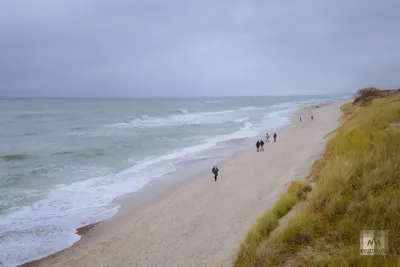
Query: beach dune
[[25, 100, 345, 267]]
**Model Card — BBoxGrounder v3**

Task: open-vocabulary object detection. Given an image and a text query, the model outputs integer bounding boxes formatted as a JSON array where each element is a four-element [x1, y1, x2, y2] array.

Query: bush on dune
[[353, 87, 383, 106]]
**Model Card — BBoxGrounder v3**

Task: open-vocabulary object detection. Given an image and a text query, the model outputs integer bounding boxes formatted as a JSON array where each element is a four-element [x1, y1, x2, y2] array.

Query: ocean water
[[0, 96, 344, 266]]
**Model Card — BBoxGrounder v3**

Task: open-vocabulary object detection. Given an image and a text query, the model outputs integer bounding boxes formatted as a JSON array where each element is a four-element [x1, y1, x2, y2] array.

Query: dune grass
[[234, 182, 313, 266], [234, 93, 400, 266]]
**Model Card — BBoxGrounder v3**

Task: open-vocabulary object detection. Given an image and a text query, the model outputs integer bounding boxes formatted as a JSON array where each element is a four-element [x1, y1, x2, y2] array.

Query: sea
[[0, 95, 347, 266]]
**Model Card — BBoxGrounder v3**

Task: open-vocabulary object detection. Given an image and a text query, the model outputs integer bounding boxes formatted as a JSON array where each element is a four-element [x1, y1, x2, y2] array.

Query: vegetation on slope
[[235, 182, 312, 266], [235, 89, 400, 267]]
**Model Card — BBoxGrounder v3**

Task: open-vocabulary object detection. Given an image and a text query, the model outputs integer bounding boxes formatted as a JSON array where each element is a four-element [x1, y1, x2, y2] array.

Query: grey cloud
[[0, 0, 399, 97]]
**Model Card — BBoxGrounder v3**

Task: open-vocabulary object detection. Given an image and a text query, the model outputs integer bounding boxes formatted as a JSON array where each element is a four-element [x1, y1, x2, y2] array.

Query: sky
[[0, 0, 399, 98]]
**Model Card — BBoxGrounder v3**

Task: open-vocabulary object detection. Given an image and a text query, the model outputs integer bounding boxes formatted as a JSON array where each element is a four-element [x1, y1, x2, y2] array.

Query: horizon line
[[0, 93, 352, 100]]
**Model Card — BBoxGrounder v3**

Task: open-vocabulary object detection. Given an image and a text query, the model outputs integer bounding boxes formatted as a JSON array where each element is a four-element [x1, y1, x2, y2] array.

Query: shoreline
[[18, 99, 347, 267], [112, 99, 340, 219]]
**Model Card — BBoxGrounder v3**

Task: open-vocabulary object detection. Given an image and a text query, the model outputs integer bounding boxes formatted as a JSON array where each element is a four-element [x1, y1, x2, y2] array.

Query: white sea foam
[[203, 100, 224, 104], [239, 106, 266, 111], [104, 106, 273, 129], [0, 163, 172, 266], [106, 109, 239, 128], [234, 117, 249, 123], [174, 109, 188, 114]]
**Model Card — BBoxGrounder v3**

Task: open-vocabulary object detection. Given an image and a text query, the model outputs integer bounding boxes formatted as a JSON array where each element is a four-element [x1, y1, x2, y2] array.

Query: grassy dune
[[234, 92, 400, 266], [234, 182, 312, 266]]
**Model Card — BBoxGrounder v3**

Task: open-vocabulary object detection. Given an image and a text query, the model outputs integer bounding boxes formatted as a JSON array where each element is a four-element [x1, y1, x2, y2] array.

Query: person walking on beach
[[273, 132, 277, 142], [212, 165, 219, 181], [311, 115, 314, 120], [256, 140, 260, 152], [266, 133, 269, 143], [260, 139, 265, 152], [300, 117, 302, 122]]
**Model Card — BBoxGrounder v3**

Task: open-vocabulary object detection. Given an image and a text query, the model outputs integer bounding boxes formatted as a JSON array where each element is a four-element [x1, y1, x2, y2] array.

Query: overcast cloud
[[0, 0, 399, 97]]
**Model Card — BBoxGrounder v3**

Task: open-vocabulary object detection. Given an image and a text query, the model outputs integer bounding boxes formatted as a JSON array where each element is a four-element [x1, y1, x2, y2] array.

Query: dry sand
[[25, 100, 347, 267]]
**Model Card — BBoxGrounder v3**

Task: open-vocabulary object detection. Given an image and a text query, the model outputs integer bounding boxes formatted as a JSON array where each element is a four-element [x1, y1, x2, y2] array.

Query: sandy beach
[[22, 100, 347, 267]]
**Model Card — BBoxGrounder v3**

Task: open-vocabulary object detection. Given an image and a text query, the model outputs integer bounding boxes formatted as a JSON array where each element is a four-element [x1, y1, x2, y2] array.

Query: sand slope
[[29, 100, 346, 267]]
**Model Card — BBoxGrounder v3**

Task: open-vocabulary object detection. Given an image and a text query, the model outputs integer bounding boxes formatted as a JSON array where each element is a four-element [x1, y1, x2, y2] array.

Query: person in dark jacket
[[260, 139, 265, 152], [212, 165, 219, 181], [256, 140, 260, 152], [273, 132, 277, 142]]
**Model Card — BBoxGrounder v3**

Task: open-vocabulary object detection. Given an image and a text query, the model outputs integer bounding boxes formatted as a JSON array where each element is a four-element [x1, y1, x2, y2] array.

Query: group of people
[[256, 132, 277, 152], [212, 110, 317, 181], [211, 132, 278, 181], [256, 139, 265, 152]]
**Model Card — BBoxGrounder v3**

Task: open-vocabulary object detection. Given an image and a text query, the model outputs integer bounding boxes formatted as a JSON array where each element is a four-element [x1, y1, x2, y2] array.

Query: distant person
[[265, 133, 270, 143], [311, 116, 314, 120], [260, 139, 265, 152], [300, 117, 302, 122], [212, 165, 219, 182], [273, 132, 277, 142], [256, 140, 260, 152]]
